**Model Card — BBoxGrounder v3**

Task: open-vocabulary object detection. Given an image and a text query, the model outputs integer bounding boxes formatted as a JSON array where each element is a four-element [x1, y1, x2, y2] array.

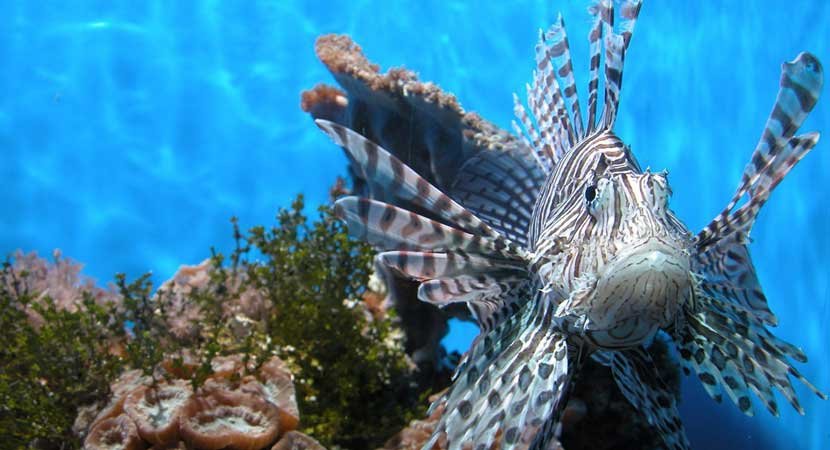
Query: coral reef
[[1, 199, 423, 449], [302, 34, 684, 449]]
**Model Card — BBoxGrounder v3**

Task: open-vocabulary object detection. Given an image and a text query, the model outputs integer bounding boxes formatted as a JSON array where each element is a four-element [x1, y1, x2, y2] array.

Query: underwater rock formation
[[302, 34, 683, 450]]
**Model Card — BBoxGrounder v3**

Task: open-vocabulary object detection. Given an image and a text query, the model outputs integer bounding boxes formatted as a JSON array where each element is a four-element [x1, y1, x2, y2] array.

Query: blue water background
[[1, 1, 828, 448]]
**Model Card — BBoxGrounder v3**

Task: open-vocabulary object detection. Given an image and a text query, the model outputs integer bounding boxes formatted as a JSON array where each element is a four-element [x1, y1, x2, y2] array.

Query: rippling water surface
[[1, 2, 828, 449]]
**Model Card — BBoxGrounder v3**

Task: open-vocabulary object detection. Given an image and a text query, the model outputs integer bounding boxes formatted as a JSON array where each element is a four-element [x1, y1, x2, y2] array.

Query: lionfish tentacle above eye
[[596, 0, 642, 130], [546, 14, 584, 139], [610, 348, 690, 450], [681, 52, 826, 416]]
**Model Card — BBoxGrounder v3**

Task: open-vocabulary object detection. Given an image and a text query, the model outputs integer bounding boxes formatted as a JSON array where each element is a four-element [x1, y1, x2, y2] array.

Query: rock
[[301, 34, 539, 393]]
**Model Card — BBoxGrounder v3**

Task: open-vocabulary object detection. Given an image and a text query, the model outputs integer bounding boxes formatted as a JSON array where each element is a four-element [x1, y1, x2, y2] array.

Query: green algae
[[0, 196, 424, 449]]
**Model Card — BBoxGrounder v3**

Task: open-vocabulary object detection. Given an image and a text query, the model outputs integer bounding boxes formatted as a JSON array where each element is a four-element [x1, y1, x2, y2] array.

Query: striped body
[[529, 129, 693, 349], [315, 1, 825, 449]]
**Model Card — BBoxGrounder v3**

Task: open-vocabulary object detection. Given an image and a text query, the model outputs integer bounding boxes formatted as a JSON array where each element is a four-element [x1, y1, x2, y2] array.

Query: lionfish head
[[564, 168, 693, 348]]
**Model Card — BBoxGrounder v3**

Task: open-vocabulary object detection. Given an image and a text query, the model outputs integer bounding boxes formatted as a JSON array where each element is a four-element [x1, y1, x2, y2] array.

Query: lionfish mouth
[[588, 238, 691, 343]]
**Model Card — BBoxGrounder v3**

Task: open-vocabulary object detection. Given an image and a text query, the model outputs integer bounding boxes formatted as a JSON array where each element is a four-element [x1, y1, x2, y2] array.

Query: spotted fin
[[611, 348, 690, 450], [677, 293, 826, 416], [696, 52, 823, 250], [693, 232, 775, 325], [424, 304, 573, 450], [685, 52, 825, 416]]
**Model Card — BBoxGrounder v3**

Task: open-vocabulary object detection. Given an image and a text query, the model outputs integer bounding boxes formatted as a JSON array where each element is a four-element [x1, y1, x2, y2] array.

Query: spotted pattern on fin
[[425, 302, 572, 450], [611, 348, 690, 450], [678, 293, 826, 416], [685, 51, 825, 417]]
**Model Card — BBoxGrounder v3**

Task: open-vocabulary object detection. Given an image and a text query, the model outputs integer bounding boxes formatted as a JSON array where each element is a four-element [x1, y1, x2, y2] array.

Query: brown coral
[[157, 260, 270, 342], [79, 353, 302, 450], [252, 357, 300, 432], [123, 380, 193, 445], [85, 415, 146, 450], [179, 388, 280, 450]]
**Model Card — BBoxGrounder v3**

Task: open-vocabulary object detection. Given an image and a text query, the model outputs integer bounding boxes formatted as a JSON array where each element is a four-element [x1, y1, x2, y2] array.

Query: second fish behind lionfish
[[315, 1, 826, 448]]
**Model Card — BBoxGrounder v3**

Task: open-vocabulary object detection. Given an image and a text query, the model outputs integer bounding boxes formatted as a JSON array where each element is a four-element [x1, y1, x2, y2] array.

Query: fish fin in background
[[450, 145, 546, 248], [610, 348, 690, 450], [425, 304, 574, 450], [683, 52, 826, 415], [332, 196, 517, 256], [319, 124, 534, 331], [696, 52, 822, 250], [316, 119, 503, 240]]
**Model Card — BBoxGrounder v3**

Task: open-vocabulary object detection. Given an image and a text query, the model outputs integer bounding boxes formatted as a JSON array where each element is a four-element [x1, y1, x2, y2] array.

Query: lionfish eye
[[584, 184, 597, 202]]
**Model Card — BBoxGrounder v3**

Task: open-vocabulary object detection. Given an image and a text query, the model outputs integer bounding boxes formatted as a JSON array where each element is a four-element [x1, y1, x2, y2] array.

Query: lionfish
[[315, 1, 825, 448]]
